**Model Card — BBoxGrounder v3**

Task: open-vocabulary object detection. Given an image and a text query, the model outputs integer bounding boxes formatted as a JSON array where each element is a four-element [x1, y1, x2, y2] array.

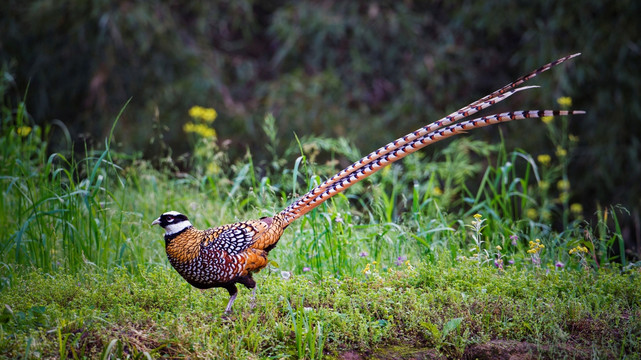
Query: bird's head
[[152, 211, 193, 235]]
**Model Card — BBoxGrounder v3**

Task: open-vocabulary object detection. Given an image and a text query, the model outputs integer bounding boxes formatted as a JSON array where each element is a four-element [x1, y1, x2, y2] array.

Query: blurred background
[[1, 1, 640, 253]]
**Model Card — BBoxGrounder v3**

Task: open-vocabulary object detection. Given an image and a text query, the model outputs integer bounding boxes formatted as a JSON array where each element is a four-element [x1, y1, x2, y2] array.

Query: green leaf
[[442, 317, 463, 337]]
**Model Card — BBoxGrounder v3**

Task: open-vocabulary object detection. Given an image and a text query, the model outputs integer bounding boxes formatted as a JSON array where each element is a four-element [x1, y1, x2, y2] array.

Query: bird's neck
[[165, 226, 204, 263], [163, 220, 193, 236]]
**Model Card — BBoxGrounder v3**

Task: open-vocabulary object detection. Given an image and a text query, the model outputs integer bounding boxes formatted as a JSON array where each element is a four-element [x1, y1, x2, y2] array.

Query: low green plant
[[1, 261, 640, 358], [285, 296, 326, 360]]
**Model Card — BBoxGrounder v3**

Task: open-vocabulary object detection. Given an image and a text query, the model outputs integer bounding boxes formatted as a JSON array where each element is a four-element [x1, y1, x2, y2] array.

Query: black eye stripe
[[160, 213, 189, 224]]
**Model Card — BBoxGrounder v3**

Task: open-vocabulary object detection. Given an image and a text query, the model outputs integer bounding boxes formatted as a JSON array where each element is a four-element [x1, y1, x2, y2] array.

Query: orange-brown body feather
[[164, 217, 286, 289]]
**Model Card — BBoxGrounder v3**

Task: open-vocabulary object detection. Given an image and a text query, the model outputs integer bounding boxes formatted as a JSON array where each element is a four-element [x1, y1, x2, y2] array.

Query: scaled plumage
[[153, 54, 585, 314]]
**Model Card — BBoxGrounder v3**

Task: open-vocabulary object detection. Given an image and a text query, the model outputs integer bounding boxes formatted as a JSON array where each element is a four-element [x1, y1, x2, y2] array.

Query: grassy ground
[[2, 93, 640, 358], [2, 261, 640, 359]]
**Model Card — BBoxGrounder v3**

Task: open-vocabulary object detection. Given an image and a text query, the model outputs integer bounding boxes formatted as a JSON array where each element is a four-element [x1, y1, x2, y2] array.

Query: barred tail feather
[[277, 54, 583, 225], [466, 53, 581, 108], [279, 85, 535, 219], [278, 110, 584, 223], [281, 53, 580, 215]]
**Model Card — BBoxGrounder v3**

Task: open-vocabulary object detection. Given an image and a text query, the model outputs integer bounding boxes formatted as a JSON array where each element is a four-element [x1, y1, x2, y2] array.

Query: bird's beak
[[151, 218, 161, 226]]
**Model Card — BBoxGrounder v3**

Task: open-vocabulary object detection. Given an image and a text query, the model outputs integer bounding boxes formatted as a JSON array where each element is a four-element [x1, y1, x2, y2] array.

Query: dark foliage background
[[2, 0, 640, 252]]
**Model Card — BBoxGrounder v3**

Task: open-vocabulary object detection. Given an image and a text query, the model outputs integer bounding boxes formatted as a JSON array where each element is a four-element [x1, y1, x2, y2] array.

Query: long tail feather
[[277, 55, 583, 225]]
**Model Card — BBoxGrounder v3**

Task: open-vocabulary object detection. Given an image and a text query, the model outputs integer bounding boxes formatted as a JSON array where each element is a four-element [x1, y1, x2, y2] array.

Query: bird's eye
[[166, 216, 174, 222]]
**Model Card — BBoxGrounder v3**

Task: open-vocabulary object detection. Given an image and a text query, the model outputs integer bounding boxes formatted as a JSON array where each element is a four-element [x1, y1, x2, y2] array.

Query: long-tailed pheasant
[[153, 54, 584, 314]]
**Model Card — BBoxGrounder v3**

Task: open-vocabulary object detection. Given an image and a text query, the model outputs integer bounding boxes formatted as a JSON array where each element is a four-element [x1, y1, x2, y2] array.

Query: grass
[[1, 261, 639, 359], [1, 82, 640, 358]]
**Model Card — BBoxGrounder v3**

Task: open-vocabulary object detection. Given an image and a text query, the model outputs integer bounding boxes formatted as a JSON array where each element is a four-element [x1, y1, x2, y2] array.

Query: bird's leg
[[224, 293, 237, 314], [237, 275, 258, 309], [250, 286, 257, 309], [223, 284, 238, 315]]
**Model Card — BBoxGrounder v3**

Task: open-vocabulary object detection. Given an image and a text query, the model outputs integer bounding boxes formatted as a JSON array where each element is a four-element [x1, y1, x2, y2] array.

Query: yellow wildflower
[[537, 154, 551, 166], [557, 192, 569, 203], [569, 245, 589, 255], [496, 245, 502, 251], [557, 97, 572, 107], [183, 122, 217, 138], [555, 146, 567, 157], [526, 208, 538, 220], [16, 126, 32, 137], [189, 106, 218, 123], [189, 105, 205, 119], [473, 214, 483, 220], [557, 179, 570, 191], [541, 116, 554, 124], [405, 260, 413, 270], [539, 181, 550, 191], [206, 163, 221, 175], [569, 134, 579, 142], [201, 108, 218, 123], [362, 263, 371, 274], [432, 186, 443, 196], [570, 203, 583, 214], [527, 239, 544, 254]]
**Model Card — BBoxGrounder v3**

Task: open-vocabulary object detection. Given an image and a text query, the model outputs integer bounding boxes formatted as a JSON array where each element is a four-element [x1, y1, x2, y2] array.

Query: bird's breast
[[168, 246, 246, 285]]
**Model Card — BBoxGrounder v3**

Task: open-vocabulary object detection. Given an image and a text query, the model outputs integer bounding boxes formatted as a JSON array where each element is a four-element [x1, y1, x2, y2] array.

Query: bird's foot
[[220, 311, 233, 321], [250, 287, 257, 309]]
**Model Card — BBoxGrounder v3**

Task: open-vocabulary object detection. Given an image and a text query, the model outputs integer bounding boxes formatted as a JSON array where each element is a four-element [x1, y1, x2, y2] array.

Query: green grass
[[1, 85, 640, 358], [1, 262, 639, 359], [1, 101, 624, 278]]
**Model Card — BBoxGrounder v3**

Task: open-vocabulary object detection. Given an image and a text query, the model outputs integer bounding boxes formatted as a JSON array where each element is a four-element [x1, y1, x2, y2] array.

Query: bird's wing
[[203, 221, 261, 255]]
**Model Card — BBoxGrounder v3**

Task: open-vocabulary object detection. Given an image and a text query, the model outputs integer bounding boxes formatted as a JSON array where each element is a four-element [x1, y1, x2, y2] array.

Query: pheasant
[[153, 54, 584, 314]]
